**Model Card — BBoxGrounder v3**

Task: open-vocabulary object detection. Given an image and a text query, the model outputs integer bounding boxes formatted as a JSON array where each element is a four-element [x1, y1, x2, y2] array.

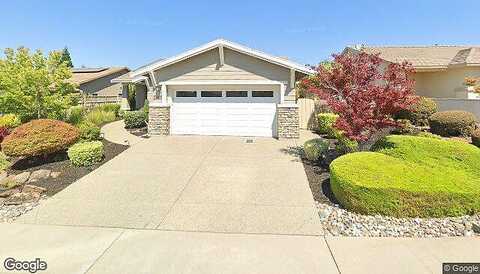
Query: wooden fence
[[297, 98, 330, 129]]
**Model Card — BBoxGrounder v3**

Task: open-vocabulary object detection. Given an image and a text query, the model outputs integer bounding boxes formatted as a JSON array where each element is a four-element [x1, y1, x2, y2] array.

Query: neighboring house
[[347, 45, 480, 99], [347, 45, 480, 119], [71, 67, 130, 97], [113, 39, 314, 138]]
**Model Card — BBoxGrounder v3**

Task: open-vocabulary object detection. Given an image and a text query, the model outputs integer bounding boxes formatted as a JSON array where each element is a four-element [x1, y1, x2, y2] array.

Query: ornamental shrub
[[0, 127, 9, 145], [95, 104, 121, 117], [472, 129, 480, 147], [317, 113, 338, 137], [333, 130, 359, 154], [77, 121, 101, 141], [0, 114, 21, 129], [124, 110, 147, 128], [303, 138, 329, 161], [68, 141, 104, 166], [85, 109, 116, 126], [429, 111, 476, 137], [2, 119, 79, 157], [66, 106, 85, 125], [395, 97, 437, 126], [330, 135, 480, 217]]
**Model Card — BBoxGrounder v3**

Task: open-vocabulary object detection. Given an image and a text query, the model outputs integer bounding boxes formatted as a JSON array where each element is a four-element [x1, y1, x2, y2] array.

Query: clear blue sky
[[1, 0, 478, 69]]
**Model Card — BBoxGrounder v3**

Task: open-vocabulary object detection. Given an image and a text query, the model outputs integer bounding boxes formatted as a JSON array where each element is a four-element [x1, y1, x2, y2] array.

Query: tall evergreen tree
[[60, 47, 73, 68]]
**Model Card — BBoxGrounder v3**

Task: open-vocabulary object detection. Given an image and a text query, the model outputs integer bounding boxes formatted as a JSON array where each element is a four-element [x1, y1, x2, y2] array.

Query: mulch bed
[[302, 158, 339, 206], [8, 139, 128, 197]]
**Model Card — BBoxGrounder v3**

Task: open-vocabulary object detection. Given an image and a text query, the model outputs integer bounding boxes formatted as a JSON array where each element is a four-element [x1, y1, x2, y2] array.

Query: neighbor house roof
[[70, 67, 129, 85], [353, 45, 480, 71], [124, 39, 315, 80]]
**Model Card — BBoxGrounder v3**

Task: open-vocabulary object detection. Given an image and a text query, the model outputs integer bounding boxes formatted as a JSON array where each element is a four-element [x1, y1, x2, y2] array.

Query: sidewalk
[[1, 223, 479, 274]]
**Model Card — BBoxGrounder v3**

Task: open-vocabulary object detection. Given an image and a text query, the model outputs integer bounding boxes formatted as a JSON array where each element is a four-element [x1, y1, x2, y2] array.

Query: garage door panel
[[171, 103, 276, 137]]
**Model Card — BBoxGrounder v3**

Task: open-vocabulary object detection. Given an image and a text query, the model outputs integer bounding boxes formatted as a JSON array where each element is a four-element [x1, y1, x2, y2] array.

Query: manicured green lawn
[[330, 135, 480, 217]]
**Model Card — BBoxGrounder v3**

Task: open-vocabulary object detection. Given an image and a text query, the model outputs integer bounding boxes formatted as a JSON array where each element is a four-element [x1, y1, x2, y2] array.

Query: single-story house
[[346, 45, 480, 119], [113, 39, 314, 138], [70, 67, 130, 97], [347, 45, 480, 99]]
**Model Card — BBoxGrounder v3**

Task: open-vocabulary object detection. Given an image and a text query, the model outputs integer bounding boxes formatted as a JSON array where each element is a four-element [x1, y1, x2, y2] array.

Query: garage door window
[[226, 91, 248, 97], [252, 91, 274, 97], [201, 91, 223, 97], [176, 91, 197, 97]]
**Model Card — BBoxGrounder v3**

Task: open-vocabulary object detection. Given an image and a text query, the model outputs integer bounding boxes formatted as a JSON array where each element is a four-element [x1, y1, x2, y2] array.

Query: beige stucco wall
[[152, 48, 294, 96], [413, 67, 480, 98]]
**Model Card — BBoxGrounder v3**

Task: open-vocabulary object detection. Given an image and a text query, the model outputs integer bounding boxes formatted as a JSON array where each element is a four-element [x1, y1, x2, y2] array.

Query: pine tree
[[60, 47, 74, 68]]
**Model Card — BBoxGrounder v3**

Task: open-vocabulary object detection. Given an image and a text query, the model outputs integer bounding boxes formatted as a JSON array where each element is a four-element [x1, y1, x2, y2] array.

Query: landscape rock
[[50, 171, 61, 179], [3, 192, 40, 205], [13, 172, 30, 184], [316, 201, 480, 238], [28, 169, 51, 182], [472, 223, 480, 234], [22, 185, 47, 194], [0, 197, 4, 206], [0, 187, 20, 198], [0, 172, 7, 181]]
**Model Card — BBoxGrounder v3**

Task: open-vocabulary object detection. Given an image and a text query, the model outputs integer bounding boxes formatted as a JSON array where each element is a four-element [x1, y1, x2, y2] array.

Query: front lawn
[[330, 135, 480, 217]]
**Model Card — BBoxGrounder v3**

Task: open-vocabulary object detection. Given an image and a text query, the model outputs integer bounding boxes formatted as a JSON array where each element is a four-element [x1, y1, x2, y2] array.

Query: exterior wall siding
[[152, 48, 294, 98], [413, 67, 480, 98], [79, 69, 129, 96]]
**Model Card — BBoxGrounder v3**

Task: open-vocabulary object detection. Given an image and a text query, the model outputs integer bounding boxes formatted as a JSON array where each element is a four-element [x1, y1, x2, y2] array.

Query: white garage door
[[171, 90, 277, 137]]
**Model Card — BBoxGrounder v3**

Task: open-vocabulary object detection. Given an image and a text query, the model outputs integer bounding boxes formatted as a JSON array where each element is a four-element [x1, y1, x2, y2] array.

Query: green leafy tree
[[0, 47, 76, 121], [59, 47, 73, 68]]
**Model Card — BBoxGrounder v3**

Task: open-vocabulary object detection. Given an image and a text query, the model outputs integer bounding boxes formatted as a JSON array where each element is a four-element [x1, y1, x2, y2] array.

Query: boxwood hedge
[[68, 141, 104, 166], [330, 135, 480, 217]]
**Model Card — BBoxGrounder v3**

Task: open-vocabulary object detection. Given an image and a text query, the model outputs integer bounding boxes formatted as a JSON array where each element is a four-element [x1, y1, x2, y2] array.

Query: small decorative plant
[[464, 77, 478, 87]]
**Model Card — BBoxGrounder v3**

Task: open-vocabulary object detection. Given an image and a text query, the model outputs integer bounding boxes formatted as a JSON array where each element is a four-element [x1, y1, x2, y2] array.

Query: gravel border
[[0, 196, 46, 223], [303, 158, 480, 237]]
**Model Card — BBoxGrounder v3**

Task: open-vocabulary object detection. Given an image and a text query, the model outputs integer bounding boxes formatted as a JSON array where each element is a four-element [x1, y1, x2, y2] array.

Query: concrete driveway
[[18, 136, 322, 235]]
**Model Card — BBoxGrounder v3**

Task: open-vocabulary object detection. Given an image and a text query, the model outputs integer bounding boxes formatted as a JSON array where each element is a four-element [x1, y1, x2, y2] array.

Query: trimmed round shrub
[[77, 121, 101, 141], [330, 135, 480, 217], [317, 113, 338, 137], [86, 110, 116, 126], [472, 129, 480, 147], [68, 141, 104, 166], [303, 138, 329, 161], [429, 111, 476, 137], [0, 114, 21, 129], [2, 119, 79, 158], [395, 97, 437, 126], [66, 106, 86, 125], [124, 110, 147, 128]]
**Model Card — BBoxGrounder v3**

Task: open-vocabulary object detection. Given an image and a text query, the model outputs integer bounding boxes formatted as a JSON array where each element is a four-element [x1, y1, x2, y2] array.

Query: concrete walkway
[[100, 120, 143, 146], [17, 135, 321, 235], [1, 223, 479, 274]]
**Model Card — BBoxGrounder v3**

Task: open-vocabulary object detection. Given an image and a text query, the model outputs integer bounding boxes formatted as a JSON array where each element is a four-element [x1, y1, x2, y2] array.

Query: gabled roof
[[353, 45, 480, 71], [130, 39, 315, 77], [70, 67, 129, 85]]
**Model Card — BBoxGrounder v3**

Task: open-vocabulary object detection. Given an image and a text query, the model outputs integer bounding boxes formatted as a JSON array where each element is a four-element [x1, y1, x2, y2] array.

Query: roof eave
[[130, 39, 315, 77]]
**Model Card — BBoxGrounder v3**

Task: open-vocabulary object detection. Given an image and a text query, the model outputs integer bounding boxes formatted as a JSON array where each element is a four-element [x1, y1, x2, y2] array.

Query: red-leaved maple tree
[[301, 51, 417, 142]]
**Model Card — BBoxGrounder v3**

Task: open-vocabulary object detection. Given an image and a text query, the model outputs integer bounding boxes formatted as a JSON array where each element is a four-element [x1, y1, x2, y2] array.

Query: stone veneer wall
[[148, 103, 170, 135], [277, 104, 299, 139]]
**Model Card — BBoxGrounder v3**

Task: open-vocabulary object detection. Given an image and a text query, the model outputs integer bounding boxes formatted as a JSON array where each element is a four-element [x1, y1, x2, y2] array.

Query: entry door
[[170, 90, 277, 137]]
